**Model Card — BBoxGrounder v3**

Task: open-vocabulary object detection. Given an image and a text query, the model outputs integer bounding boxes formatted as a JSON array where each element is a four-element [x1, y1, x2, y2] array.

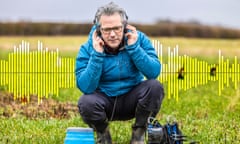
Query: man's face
[[99, 13, 124, 49]]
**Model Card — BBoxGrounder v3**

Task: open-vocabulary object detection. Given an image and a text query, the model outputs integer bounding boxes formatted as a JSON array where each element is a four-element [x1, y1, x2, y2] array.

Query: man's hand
[[125, 25, 138, 46], [92, 30, 105, 53]]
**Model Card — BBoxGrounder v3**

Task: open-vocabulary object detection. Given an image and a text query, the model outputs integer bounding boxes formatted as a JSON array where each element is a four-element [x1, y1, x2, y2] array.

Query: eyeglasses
[[100, 25, 123, 35]]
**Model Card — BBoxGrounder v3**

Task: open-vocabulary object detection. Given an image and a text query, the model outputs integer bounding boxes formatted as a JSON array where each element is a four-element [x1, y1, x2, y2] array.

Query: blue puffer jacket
[[75, 26, 161, 96]]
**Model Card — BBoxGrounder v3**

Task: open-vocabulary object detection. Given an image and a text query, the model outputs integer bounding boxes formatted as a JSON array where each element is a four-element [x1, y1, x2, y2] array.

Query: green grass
[[0, 116, 87, 144], [1, 82, 239, 143], [53, 88, 82, 103], [160, 82, 240, 143], [0, 36, 240, 143]]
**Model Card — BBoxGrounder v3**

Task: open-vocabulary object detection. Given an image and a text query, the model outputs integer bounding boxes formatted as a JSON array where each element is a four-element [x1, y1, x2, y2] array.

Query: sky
[[0, 0, 239, 29]]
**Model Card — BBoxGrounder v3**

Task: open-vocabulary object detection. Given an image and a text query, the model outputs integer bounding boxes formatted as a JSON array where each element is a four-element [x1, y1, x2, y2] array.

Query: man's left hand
[[125, 25, 138, 45]]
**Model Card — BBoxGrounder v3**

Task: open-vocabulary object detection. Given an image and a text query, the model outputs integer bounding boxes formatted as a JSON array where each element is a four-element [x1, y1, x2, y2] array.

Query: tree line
[[0, 21, 240, 39]]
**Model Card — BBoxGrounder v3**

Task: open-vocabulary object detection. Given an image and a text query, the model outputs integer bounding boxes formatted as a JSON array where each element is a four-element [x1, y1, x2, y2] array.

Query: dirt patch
[[0, 91, 79, 119]]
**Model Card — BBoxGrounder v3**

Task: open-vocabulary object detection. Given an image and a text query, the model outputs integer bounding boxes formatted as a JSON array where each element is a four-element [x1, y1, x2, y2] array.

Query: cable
[[110, 96, 117, 121]]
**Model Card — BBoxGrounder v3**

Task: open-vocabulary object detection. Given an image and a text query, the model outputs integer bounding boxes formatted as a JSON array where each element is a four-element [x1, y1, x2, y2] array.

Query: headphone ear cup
[[96, 25, 101, 36], [123, 21, 128, 34]]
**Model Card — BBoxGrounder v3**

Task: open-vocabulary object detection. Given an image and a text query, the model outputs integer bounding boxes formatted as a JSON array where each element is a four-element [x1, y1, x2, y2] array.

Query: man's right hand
[[92, 30, 105, 53]]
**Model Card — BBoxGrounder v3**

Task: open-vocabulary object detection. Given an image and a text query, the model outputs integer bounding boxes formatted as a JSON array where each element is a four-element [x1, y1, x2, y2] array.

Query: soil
[[0, 91, 79, 119]]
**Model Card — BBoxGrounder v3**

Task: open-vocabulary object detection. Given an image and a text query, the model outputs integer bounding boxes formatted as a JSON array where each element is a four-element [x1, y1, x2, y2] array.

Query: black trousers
[[78, 79, 165, 132]]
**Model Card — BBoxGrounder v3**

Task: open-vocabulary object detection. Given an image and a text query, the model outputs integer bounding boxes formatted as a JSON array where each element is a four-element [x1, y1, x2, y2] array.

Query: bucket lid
[[66, 127, 93, 132]]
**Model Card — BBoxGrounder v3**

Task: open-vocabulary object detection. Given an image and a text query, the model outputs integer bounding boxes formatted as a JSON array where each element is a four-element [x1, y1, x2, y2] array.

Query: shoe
[[130, 105, 151, 144], [130, 127, 145, 144], [96, 127, 112, 144]]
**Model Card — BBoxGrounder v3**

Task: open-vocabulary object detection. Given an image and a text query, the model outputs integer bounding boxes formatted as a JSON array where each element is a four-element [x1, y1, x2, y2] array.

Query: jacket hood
[[87, 25, 97, 44]]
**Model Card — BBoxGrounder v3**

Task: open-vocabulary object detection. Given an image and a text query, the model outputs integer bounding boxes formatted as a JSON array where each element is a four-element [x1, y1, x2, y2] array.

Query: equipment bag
[[147, 117, 198, 144]]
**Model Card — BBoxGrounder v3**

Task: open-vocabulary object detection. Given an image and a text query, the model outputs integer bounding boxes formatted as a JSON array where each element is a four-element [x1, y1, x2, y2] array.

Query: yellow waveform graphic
[[0, 40, 240, 103], [152, 40, 240, 101], [0, 41, 75, 104]]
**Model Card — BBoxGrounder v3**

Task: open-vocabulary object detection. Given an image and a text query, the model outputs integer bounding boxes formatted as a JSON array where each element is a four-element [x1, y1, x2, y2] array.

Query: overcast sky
[[0, 0, 239, 29]]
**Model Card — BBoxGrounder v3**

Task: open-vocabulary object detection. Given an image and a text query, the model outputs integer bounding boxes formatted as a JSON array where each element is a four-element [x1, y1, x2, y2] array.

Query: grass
[[160, 82, 240, 143], [0, 117, 86, 144], [1, 82, 239, 143], [0, 36, 240, 143]]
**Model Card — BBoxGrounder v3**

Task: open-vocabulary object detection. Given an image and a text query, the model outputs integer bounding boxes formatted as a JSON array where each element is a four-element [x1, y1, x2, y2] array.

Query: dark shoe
[[130, 105, 151, 144], [130, 127, 145, 144], [96, 127, 112, 144]]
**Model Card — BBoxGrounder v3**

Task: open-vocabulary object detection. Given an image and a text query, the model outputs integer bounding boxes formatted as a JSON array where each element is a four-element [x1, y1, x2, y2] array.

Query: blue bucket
[[64, 127, 95, 144]]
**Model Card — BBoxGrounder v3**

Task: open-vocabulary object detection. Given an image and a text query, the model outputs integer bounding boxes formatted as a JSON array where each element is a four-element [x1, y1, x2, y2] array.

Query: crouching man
[[75, 2, 165, 144]]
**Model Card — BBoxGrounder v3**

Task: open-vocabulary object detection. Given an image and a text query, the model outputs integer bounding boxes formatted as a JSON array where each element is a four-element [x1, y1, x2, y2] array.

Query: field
[[0, 36, 240, 144]]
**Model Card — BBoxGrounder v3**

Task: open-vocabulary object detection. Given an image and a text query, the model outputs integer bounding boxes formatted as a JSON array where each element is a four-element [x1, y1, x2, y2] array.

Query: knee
[[146, 80, 165, 113], [78, 96, 92, 114], [146, 79, 165, 100], [78, 95, 107, 122]]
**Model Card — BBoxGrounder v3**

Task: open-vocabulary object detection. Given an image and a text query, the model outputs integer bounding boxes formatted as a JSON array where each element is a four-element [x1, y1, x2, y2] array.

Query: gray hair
[[93, 2, 128, 24]]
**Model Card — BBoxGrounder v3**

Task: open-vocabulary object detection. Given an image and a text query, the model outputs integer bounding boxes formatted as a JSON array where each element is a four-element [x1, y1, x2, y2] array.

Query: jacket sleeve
[[75, 42, 105, 94], [125, 32, 161, 79]]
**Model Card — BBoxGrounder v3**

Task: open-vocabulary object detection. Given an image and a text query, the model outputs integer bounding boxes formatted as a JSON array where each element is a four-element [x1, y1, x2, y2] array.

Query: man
[[75, 2, 164, 144]]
